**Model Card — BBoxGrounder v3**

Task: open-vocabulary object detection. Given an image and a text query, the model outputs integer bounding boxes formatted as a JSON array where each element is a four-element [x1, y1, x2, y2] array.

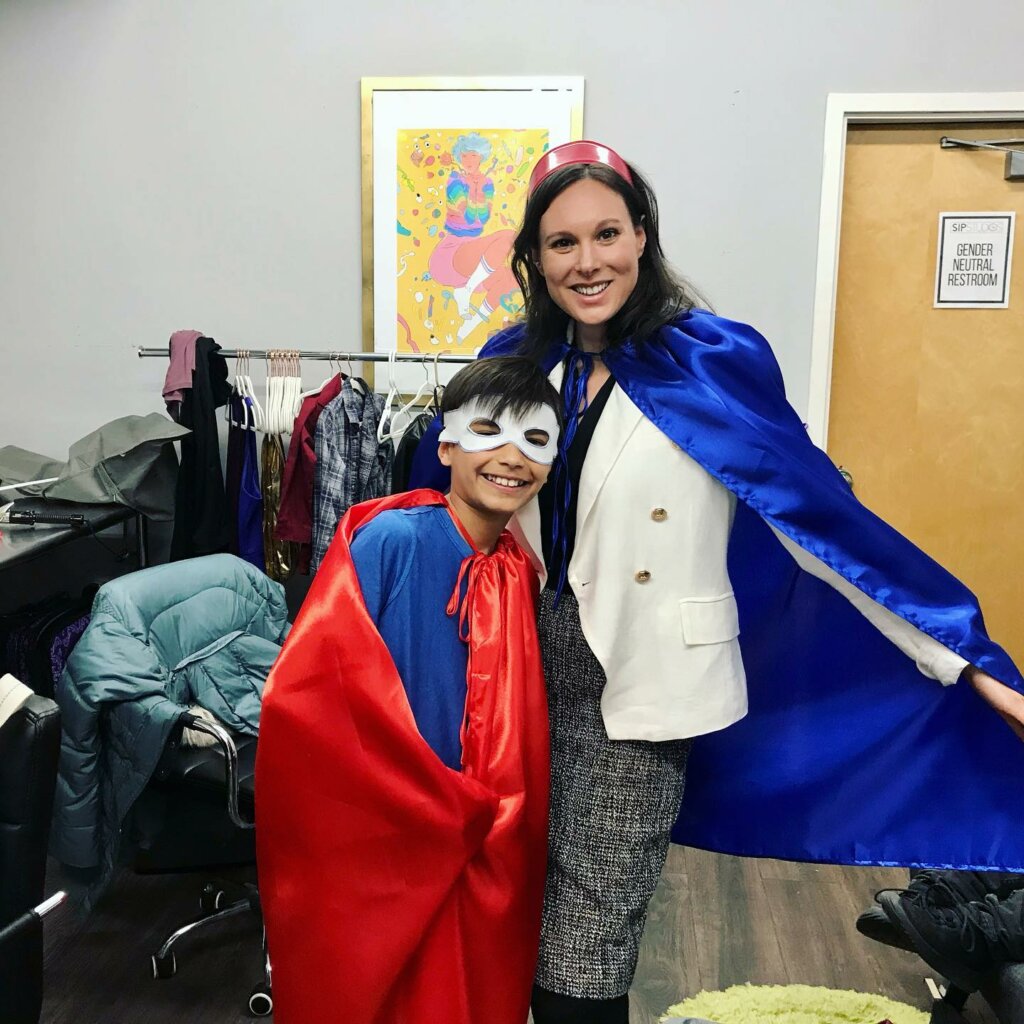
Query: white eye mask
[[438, 398, 560, 465]]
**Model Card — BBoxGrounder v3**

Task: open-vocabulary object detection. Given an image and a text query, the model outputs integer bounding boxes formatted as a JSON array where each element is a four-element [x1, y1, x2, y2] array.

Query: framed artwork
[[361, 76, 584, 392]]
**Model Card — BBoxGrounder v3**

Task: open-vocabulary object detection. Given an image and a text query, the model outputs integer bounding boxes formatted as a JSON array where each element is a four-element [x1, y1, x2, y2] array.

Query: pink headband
[[527, 140, 634, 194]]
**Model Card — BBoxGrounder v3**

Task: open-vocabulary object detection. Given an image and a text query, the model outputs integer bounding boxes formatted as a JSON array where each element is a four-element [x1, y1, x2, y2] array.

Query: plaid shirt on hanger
[[311, 379, 394, 571]]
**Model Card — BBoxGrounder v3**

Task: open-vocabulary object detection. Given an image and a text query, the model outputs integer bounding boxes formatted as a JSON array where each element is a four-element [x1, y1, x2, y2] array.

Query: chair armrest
[[178, 714, 255, 830], [0, 891, 67, 949]]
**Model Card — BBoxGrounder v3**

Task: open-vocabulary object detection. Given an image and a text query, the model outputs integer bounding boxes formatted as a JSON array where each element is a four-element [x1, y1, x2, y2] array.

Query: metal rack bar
[[137, 347, 475, 363], [940, 136, 1024, 152]]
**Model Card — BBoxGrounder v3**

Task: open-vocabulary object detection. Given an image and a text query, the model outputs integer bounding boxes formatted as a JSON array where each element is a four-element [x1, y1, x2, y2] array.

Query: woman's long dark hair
[[509, 160, 706, 362]]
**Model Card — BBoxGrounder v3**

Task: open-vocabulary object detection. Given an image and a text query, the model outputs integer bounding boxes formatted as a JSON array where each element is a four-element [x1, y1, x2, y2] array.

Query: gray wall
[[3, 0, 1024, 459]]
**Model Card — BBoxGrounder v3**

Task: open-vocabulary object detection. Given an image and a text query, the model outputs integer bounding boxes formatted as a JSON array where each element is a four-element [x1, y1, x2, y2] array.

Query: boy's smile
[[482, 471, 529, 491], [439, 439, 551, 552]]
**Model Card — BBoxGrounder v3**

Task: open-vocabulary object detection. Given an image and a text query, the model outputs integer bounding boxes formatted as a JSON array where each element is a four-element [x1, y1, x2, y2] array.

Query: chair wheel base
[[248, 982, 273, 1016], [151, 951, 176, 980], [199, 883, 227, 914]]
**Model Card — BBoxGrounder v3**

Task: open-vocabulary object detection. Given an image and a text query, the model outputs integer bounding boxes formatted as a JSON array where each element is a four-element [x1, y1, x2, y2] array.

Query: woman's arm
[[966, 667, 1024, 742]]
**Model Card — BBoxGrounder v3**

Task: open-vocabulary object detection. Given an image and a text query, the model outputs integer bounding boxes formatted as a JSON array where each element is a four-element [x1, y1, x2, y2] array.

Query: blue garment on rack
[[410, 310, 1024, 872], [238, 397, 264, 571], [226, 396, 246, 556]]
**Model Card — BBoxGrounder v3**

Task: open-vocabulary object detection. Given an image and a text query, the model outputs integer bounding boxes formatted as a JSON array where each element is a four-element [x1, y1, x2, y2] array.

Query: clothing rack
[[137, 347, 475, 364]]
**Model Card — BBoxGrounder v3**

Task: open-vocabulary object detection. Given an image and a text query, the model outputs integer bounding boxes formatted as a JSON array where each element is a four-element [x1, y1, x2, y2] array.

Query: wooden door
[[827, 122, 1024, 665]]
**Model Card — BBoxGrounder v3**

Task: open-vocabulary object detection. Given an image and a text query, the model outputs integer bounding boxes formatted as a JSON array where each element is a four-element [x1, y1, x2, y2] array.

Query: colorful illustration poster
[[394, 129, 549, 354]]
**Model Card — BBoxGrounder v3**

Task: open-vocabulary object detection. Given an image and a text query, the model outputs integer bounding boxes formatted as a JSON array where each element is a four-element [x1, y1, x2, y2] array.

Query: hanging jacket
[[162, 329, 203, 415], [238, 412, 265, 570], [276, 374, 344, 573], [225, 395, 246, 556], [261, 434, 295, 581], [311, 379, 394, 570], [170, 336, 232, 559], [390, 409, 434, 494]]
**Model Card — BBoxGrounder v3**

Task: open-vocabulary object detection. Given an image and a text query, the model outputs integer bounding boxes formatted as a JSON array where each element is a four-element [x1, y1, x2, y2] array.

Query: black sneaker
[[856, 905, 916, 952], [874, 871, 986, 909], [875, 870, 1018, 908], [878, 889, 993, 992]]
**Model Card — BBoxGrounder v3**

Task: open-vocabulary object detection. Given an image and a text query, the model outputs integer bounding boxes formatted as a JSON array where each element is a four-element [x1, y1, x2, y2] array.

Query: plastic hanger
[[227, 350, 256, 430], [341, 352, 363, 395], [227, 351, 244, 429], [264, 350, 290, 434], [430, 351, 446, 414], [283, 350, 302, 431], [300, 349, 336, 400], [376, 351, 401, 443], [262, 351, 274, 433], [238, 350, 264, 431], [0, 479, 61, 494], [379, 356, 435, 443]]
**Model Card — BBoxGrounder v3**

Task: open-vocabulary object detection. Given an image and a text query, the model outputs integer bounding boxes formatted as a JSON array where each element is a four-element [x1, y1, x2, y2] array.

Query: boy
[[256, 357, 561, 1024]]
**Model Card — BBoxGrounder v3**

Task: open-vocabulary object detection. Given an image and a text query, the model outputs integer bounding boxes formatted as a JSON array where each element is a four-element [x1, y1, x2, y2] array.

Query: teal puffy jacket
[[51, 554, 289, 904]]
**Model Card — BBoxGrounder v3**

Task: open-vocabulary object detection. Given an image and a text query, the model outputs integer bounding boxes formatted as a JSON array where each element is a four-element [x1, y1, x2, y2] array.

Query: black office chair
[[136, 711, 272, 1017], [47, 554, 286, 1017], [0, 692, 63, 1024]]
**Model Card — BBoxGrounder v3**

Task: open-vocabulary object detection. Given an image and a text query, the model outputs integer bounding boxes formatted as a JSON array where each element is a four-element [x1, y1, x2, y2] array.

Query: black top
[[538, 369, 616, 590], [170, 336, 232, 560]]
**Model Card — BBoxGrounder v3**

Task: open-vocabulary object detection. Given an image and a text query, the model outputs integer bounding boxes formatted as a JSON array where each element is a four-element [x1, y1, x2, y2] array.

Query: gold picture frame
[[360, 76, 584, 393]]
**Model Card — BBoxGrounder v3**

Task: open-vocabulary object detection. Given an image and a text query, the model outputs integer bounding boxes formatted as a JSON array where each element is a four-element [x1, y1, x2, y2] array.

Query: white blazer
[[510, 377, 966, 742]]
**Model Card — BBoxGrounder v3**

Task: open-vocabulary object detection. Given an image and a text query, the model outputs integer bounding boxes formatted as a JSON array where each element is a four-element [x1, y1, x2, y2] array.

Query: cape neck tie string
[[550, 349, 593, 607], [446, 544, 507, 767], [447, 546, 500, 643]]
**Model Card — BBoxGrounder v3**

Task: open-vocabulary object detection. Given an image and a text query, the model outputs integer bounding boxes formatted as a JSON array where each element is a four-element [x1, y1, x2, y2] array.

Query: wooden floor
[[39, 849, 999, 1024]]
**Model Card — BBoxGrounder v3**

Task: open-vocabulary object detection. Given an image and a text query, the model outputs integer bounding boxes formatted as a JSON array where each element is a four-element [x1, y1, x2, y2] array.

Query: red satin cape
[[256, 489, 549, 1023]]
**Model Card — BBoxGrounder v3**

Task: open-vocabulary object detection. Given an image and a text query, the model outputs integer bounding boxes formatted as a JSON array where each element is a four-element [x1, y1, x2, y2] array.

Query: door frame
[[806, 92, 1024, 447]]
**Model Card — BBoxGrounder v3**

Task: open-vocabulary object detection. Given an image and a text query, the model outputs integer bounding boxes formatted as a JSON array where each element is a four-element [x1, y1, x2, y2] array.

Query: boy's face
[[438, 401, 556, 521], [439, 440, 551, 520]]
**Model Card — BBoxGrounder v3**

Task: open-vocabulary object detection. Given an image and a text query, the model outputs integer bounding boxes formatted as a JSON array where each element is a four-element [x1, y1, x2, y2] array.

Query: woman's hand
[[964, 666, 1024, 742]]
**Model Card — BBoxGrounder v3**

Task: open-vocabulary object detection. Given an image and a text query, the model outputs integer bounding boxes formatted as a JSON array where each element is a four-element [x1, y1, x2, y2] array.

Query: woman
[[412, 140, 1024, 1023]]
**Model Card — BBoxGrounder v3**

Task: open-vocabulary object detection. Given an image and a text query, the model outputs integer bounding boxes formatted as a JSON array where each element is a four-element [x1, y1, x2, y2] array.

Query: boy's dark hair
[[441, 356, 563, 427]]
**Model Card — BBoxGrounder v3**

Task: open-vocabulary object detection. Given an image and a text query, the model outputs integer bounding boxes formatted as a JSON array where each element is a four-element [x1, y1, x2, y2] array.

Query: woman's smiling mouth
[[572, 282, 611, 297]]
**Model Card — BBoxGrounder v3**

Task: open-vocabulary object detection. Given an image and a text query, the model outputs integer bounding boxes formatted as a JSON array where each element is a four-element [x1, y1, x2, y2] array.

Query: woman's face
[[536, 177, 645, 334], [460, 150, 483, 173]]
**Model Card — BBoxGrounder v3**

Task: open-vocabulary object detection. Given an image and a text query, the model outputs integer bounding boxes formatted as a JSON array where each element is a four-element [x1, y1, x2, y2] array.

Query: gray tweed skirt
[[535, 589, 692, 999]]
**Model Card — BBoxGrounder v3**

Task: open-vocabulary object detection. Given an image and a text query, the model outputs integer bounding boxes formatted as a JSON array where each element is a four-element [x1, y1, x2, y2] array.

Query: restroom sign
[[934, 212, 1014, 308]]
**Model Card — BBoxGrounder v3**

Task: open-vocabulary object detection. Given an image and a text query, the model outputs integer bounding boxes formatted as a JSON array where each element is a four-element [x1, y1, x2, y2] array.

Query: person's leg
[[481, 228, 514, 274], [451, 231, 516, 329], [530, 985, 629, 1024], [450, 234, 494, 278], [534, 589, 691, 1016], [482, 266, 517, 311]]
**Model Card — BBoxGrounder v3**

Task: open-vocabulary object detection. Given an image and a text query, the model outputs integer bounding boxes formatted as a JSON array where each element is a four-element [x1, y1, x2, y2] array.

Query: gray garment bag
[[0, 413, 189, 521]]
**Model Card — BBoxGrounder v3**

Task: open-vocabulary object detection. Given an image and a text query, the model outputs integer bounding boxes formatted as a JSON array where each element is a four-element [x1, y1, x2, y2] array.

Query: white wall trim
[[807, 92, 1024, 447]]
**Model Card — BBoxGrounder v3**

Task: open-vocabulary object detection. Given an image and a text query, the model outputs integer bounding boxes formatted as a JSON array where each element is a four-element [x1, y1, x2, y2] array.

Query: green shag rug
[[663, 983, 929, 1024]]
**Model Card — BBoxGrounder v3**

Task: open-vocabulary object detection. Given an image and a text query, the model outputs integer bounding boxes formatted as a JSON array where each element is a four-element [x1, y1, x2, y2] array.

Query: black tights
[[530, 984, 630, 1024]]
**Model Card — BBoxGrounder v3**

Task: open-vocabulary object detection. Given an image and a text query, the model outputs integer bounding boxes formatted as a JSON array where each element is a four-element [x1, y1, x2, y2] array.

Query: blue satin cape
[[410, 310, 1024, 871]]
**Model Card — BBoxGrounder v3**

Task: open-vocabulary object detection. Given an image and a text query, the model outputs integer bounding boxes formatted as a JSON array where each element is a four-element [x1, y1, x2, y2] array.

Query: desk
[[0, 499, 148, 572]]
